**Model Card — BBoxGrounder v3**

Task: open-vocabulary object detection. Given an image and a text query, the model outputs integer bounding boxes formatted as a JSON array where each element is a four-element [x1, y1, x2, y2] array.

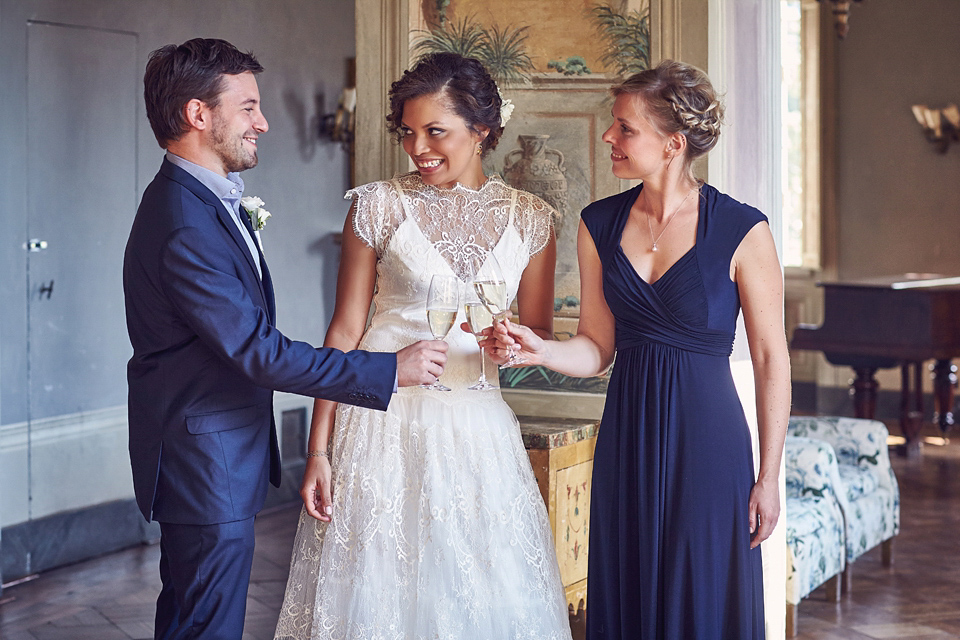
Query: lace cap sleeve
[[513, 190, 556, 257], [344, 180, 406, 256]]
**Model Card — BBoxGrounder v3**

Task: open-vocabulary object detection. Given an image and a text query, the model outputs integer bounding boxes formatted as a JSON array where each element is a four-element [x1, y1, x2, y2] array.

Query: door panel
[[26, 22, 137, 420]]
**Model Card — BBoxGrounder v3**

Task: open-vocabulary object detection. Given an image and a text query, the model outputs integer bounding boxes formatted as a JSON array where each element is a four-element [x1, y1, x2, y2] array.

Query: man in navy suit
[[123, 39, 447, 640]]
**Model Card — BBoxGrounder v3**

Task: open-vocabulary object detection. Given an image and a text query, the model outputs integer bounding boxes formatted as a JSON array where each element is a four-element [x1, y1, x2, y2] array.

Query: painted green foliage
[[548, 56, 591, 76], [554, 295, 579, 312], [414, 2, 650, 83], [499, 361, 610, 394], [412, 16, 535, 86], [592, 2, 651, 76], [546, 3, 651, 77]]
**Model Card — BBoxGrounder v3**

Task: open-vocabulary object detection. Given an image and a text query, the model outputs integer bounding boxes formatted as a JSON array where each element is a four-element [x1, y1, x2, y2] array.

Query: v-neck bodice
[[583, 182, 767, 356]]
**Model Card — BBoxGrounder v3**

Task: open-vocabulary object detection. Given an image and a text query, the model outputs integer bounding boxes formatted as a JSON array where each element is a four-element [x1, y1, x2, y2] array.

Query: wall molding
[[0, 395, 314, 458], [651, 0, 709, 71], [0, 394, 312, 582], [355, 0, 410, 186], [0, 404, 127, 453]]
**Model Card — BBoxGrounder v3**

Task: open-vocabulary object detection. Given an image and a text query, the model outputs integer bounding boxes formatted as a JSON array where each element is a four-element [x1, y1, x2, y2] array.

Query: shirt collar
[[165, 151, 244, 202]]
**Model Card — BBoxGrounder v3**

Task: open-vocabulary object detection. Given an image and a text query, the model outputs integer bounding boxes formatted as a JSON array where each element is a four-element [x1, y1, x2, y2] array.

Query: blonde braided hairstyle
[[612, 60, 724, 174]]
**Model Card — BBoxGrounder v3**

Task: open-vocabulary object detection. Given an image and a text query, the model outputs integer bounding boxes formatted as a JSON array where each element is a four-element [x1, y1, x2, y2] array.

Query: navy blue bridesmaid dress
[[583, 183, 766, 639]]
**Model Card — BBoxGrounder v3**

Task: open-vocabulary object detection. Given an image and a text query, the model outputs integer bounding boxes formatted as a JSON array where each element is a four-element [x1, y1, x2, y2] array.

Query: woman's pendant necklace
[[645, 186, 697, 252]]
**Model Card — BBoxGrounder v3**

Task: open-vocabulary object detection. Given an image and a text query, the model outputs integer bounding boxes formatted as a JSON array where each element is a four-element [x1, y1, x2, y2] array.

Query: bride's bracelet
[[306, 449, 330, 459]]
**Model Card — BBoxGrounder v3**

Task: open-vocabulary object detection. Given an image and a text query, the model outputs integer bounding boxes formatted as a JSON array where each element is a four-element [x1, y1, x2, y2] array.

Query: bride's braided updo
[[613, 60, 724, 165], [387, 52, 504, 156]]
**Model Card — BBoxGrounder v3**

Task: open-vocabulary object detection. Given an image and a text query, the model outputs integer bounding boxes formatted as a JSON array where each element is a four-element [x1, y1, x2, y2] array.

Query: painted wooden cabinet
[[519, 416, 599, 613]]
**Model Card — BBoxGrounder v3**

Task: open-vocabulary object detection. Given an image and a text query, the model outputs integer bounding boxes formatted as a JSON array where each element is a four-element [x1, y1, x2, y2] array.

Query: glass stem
[[477, 341, 487, 383]]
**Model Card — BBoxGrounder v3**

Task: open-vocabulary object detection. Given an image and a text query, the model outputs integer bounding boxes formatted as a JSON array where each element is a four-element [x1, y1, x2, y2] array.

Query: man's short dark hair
[[144, 38, 263, 148]]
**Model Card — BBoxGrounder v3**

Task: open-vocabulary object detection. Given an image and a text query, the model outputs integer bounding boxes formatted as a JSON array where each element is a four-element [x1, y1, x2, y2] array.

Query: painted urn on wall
[[503, 134, 568, 234]]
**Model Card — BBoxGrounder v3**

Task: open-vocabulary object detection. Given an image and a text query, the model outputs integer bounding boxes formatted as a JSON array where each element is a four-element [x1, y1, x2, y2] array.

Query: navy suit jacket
[[123, 158, 395, 525]]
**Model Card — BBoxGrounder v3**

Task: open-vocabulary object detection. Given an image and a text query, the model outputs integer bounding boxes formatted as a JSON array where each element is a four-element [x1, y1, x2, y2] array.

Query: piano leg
[[932, 359, 956, 436], [852, 366, 879, 419], [898, 362, 924, 457]]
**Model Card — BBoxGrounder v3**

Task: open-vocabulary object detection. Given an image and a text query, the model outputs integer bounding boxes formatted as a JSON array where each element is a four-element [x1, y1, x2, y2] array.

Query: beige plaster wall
[[834, 1, 960, 279]]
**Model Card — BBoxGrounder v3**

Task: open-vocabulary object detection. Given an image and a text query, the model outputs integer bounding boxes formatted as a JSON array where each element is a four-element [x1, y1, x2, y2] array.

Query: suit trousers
[[155, 517, 256, 640]]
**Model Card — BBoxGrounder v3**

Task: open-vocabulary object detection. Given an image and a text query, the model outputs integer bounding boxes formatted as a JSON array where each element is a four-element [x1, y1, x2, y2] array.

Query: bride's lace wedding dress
[[274, 173, 572, 640]]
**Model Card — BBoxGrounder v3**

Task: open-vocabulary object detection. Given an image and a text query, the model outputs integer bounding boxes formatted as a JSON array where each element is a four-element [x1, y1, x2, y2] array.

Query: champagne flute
[[471, 252, 524, 368], [422, 274, 459, 391], [465, 290, 495, 391]]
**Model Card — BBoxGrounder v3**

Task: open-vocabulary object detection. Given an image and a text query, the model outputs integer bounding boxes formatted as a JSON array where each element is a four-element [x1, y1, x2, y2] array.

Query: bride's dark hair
[[387, 52, 503, 155]]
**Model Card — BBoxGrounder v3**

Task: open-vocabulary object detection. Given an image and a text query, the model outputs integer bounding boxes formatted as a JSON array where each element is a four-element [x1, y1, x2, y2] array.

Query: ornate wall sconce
[[318, 58, 358, 153], [318, 86, 356, 152], [912, 104, 960, 153], [817, 0, 865, 39]]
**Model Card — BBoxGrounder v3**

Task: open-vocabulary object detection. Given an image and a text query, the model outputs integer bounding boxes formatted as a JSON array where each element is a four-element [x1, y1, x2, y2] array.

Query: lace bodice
[[348, 172, 554, 280], [345, 172, 555, 391]]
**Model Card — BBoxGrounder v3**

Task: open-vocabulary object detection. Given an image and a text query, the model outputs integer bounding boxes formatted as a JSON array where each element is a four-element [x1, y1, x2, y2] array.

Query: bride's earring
[[476, 143, 483, 155]]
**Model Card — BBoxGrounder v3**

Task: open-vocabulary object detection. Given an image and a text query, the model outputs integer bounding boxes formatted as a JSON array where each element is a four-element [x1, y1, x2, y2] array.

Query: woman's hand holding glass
[[422, 275, 459, 391], [491, 317, 548, 367], [470, 252, 524, 368]]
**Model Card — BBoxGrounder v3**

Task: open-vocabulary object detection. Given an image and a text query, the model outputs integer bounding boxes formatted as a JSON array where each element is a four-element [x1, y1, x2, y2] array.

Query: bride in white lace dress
[[273, 53, 572, 640]]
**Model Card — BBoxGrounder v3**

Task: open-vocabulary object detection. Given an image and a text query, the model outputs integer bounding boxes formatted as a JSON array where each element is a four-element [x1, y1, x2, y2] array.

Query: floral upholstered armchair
[[784, 436, 847, 637], [787, 416, 900, 591]]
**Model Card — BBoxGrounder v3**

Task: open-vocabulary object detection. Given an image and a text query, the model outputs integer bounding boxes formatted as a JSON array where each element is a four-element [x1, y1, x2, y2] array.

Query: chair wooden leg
[[568, 599, 586, 640], [825, 573, 842, 602], [840, 564, 853, 595], [882, 537, 894, 567], [786, 602, 798, 638]]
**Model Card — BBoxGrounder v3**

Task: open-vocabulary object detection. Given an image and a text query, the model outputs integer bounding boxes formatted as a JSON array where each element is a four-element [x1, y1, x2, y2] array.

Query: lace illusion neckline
[[402, 171, 502, 194]]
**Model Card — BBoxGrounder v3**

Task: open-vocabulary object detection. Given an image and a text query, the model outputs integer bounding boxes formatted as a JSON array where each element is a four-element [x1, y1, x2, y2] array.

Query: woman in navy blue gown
[[493, 61, 790, 639]]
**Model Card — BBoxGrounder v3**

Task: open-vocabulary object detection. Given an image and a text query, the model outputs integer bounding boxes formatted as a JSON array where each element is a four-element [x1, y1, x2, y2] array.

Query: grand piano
[[791, 274, 960, 452]]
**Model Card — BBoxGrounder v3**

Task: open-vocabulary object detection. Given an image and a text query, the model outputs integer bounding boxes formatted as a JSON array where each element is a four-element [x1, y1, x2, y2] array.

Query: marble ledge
[[518, 416, 599, 450]]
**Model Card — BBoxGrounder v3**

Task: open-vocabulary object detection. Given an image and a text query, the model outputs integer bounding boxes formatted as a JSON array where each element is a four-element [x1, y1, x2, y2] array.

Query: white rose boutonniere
[[241, 196, 272, 231]]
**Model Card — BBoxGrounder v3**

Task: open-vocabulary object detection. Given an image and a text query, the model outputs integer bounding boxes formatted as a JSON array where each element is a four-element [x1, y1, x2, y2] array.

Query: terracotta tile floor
[[1, 429, 958, 639]]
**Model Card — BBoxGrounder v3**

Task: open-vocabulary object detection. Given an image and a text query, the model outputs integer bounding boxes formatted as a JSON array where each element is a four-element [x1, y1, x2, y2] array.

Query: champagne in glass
[[471, 252, 524, 367], [465, 300, 495, 391], [427, 309, 457, 339], [421, 274, 459, 391], [472, 280, 507, 319]]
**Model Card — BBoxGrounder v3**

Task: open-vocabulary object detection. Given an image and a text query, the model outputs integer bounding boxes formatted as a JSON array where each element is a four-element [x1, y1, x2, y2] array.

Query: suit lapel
[[161, 159, 271, 311], [260, 257, 276, 323], [237, 206, 276, 323]]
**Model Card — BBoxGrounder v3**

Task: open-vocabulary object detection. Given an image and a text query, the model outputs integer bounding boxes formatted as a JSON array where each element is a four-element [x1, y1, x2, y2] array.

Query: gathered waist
[[616, 333, 734, 358], [614, 315, 735, 357]]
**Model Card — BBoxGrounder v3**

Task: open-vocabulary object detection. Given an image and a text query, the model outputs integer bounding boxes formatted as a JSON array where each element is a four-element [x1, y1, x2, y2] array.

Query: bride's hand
[[461, 319, 513, 365], [493, 317, 547, 366], [300, 456, 334, 522]]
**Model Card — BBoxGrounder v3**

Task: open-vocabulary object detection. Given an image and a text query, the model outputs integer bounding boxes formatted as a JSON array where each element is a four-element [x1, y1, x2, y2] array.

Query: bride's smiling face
[[400, 91, 488, 190]]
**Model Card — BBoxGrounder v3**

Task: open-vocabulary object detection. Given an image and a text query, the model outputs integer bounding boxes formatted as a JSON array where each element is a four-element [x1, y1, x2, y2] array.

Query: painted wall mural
[[416, 0, 649, 80], [410, 1, 650, 393]]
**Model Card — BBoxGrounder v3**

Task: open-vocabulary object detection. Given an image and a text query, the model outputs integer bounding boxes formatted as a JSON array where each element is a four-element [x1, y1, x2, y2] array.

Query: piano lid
[[793, 273, 960, 362], [822, 273, 960, 290]]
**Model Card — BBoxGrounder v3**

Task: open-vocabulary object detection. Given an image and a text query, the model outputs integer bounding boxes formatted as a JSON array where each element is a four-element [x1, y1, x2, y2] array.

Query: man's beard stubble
[[211, 118, 258, 174]]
